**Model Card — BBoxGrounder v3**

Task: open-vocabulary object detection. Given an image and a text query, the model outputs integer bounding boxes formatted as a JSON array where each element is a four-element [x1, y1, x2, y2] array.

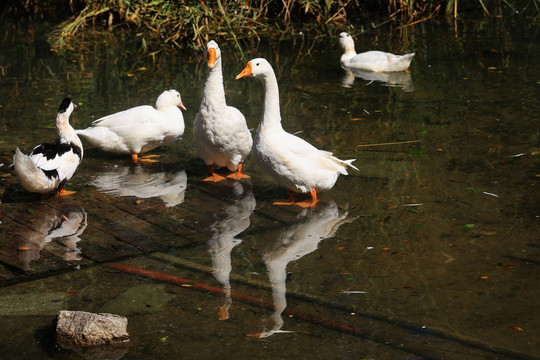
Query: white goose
[[76, 90, 186, 163], [236, 58, 358, 208], [194, 40, 253, 181], [13, 98, 83, 195], [339, 32, 415, 72]]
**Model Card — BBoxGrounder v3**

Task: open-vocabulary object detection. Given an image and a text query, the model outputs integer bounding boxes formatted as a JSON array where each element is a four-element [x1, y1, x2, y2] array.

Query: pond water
[[0, 14, 539, 360]]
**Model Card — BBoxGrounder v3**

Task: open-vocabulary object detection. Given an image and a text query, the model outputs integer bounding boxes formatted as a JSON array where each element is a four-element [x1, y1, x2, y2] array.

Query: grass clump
[[3, 0, 537, 52]]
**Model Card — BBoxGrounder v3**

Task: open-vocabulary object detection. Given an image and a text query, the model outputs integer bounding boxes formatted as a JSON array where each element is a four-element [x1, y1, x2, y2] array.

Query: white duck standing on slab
[[338, 32, 415, 72], [194, 40, 253, 182], [236, 58, 358, 208], [13, 98, 83, 196], [76, 90, 186, 163]]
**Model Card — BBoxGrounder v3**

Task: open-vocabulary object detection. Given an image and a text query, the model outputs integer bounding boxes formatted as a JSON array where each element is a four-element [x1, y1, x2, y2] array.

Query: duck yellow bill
[[178, 103, 187, 111], [235, 62, 252, 79], [207, 48, 217, 69]]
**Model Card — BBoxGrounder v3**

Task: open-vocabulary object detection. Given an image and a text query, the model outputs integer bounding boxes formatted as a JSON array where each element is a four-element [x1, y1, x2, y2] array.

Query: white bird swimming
[[13, 98, 83, 196], [338, 32, 415, 72], [194, 40, 253, 181], [76, 90, 186, 163], [236, 58, 358, 208]]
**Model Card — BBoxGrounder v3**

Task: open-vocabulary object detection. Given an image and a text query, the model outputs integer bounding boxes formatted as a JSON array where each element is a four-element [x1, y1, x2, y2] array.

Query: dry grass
[[3, 0, 536, 52]]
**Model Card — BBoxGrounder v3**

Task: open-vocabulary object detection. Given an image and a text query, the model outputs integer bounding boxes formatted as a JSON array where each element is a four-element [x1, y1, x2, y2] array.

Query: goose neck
[[259, 73, 282, 130], [202, 59, 226, 105]]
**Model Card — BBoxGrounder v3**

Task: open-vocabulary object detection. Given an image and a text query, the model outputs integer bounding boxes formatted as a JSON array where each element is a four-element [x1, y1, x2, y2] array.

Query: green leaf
[[408, 150, 424, 155], [463, 224, 476, 230]]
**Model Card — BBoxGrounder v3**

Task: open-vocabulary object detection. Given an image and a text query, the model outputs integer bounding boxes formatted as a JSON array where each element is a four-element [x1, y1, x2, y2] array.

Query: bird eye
[[256, 62, 260, 66]]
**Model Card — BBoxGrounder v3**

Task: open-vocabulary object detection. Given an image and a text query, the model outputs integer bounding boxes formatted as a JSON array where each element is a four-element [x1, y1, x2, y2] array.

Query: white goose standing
[[194, 40, 253, 181], [13, 98, 83, 195], [76, 90, 186, 163], [339, 32, 415, 72], [236, 59, 358, 208]]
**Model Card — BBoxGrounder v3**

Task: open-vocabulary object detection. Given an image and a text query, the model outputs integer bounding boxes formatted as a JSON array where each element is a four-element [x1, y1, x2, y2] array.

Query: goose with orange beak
[[193, 40, 252, 182], [236, 58, 358, 208]]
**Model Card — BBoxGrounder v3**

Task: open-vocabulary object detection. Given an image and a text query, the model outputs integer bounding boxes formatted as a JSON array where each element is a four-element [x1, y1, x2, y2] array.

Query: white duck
[[236, 58, 358, 208], [76, 89, 186, 163], [339, 32, 415, 72], [194, 40, 253, 181], [13, 98, 83, 196]]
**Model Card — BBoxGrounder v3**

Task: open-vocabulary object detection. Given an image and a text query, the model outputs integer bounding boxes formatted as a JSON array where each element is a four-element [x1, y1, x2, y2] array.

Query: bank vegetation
[[1, 0, 538, 52]]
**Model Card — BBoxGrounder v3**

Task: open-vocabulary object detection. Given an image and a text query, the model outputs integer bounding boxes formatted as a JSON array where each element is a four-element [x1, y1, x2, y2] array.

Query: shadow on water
[[0, 13, 539, 360]]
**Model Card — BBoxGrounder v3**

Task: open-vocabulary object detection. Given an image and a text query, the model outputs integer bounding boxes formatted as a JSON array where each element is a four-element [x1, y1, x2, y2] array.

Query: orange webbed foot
[[132, 153, 160, 163], [226, 163, 250, 180], [203, 165, 226, 182], [292, 190, 318, 208], [226, 172, 250, 180], [295, 199, 318, 208], [58, 189, 76, 196], [203, 174, 227, 182], [273, 190, 296, 206], [218, 305, 230, 321], [273, 200, 296, 206]]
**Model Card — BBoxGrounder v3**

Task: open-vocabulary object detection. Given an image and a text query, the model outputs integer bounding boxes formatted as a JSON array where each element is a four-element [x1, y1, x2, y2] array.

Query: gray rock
[[56, 310, 129, 347]]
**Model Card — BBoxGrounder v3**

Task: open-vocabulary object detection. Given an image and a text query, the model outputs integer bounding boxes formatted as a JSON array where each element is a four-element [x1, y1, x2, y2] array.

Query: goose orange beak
[[235, 62, 252, 79], [207, 48, 217, 69], [178, 103, 187, 111]]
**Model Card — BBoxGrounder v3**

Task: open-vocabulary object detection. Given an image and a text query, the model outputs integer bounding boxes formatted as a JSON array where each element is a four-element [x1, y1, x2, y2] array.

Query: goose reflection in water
[[256, 201, 354, 338], [92, 164, 188, 207], [341, 68, 414, 92], [16, 204, 87, 270], [203, 182, 255, 320]]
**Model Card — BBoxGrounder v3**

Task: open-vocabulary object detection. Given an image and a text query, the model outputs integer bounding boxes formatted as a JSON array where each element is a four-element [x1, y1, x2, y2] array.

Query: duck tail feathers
[[343, 159, 359, 172], [337, 159, 358, 175], [321, 155, 358, 175], [13, 148, 52, 193]]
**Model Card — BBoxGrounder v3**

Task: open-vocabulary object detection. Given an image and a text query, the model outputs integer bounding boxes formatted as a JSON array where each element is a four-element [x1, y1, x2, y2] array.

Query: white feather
[[194, 40, 253, 171], [237, 58, 358, 195], [76, 90, 185, 155], [339, 32, 415, 72]]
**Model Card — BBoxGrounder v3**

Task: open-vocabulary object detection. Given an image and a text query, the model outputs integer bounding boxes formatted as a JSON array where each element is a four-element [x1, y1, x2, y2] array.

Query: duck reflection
[[341, 68, 414, 92], [201, 182, 255, 320], [92, 164, 188, 207], [257, 201, 353, 338], [16, 204, 87, 270]]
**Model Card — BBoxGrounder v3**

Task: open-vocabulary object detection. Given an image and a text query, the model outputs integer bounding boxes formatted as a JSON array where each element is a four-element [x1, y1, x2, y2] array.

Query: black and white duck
[[13, 97, 83, 196]]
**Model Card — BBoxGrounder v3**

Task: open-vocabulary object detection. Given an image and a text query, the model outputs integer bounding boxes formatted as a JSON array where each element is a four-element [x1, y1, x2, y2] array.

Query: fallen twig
[[357, 140, 420, 147]]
